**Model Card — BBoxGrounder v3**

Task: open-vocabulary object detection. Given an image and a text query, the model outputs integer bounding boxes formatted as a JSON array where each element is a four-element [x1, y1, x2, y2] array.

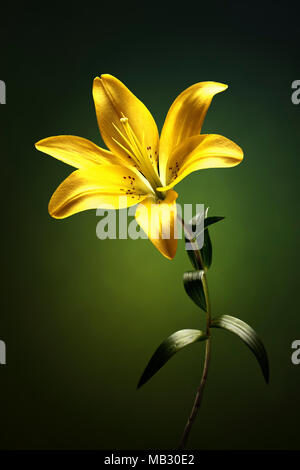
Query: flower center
[[112, 116, 164, 199]]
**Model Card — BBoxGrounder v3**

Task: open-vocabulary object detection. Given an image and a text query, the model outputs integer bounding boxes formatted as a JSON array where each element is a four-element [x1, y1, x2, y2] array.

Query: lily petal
[[159, 81, 228, 185], [157, 134, 243, 191], [35, 135, 122, 169], [93, 75, 159, 168], [49, 165, 151, 219], [135, 190, 178, 260]]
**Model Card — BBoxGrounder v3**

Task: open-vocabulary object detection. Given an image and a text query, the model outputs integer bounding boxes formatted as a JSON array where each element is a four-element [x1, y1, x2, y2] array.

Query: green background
[[1, 1, 299, 449]]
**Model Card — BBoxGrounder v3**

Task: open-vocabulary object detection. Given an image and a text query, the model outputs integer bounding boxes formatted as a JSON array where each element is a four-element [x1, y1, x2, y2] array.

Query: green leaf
[[188, 211, 224, 237], [190, 214, 225, 234], [185, 244, 200, 270], [204, 216, 225, 230], [185, 213, 224, 270], [201, 228, 212, 269], [183, 270, 207, 311], [185, 228, 211, 270], [137, 329, 208, 388], [211, 314, 269, 383]]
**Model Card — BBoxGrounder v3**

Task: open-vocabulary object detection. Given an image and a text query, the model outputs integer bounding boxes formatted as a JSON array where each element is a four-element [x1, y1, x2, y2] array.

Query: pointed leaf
[[188, 211, 224, 239], [204, 216, 225, 230], [183, 270, 207, 311], [190, 215, 225, 234], [201, 228, 212, 269], [211, 314, 269, 383], [183, 215, 204, 269], [137, 329, 208, 388], [185, 213, 224, 270], [185, 228, 212, 270], [185, 244, 200, 270]]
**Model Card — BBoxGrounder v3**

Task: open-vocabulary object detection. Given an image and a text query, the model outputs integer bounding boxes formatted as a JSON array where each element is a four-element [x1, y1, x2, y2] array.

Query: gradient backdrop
[[1, 1, 299, 449]]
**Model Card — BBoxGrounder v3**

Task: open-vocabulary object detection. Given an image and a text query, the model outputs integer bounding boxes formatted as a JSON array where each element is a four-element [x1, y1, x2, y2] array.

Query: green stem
[[178, 217, 212, 449]]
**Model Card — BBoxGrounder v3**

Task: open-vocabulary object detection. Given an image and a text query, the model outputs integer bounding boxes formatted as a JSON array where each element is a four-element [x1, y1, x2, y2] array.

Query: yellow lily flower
[[35, 75, 243, 260]]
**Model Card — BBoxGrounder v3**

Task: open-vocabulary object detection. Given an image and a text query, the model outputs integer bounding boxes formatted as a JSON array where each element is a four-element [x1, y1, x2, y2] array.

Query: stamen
[[114, 116, 163, 197], [112, 137, 137, 163], [121, 118, 145, 165], [112, 122, 140, 166]]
